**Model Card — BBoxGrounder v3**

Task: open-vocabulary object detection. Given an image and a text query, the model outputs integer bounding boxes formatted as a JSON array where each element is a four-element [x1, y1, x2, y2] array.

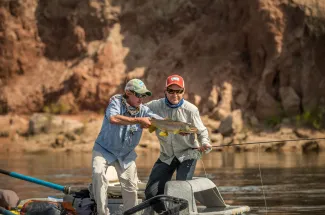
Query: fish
[[148, 118, 198, 136]]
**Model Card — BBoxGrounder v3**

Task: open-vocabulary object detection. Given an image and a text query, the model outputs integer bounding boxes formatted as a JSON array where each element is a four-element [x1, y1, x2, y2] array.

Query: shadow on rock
[[35, 0, 110, 60]]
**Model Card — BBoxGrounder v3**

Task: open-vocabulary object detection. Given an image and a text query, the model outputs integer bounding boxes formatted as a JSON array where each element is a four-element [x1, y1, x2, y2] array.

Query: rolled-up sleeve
[[192, 110, 210, 146], [105, 96, 120, 119]]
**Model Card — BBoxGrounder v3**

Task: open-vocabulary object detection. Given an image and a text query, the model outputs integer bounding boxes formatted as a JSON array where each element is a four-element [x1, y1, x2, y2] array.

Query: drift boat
[[69, 178, 252, 214], [0, 167, 250, 215]]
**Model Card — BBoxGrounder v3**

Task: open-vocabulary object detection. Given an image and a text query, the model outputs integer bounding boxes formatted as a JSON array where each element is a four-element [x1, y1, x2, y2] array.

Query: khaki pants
[[91, 150, 138, 215]]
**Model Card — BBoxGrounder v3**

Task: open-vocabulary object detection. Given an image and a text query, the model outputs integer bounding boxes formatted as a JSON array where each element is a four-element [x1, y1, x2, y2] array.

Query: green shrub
[[265, 115, 282, 128], [295, 107, 325, 130], [43, 102, 71, 114]]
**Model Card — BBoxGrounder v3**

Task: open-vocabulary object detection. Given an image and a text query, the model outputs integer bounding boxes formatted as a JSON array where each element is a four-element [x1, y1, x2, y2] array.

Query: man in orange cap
[[144, 74, 212, 204]]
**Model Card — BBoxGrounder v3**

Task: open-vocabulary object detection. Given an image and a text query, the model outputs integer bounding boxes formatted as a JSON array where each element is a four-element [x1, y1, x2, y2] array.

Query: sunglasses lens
[[138, 94, 147, 98], [167, 88, 184, 94], [130, 91, 146, 98], [136, 92, 146, 98]]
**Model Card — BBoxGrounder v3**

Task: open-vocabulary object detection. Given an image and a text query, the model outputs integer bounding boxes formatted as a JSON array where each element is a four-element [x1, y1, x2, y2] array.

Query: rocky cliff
[[1, 0, 325, 125]]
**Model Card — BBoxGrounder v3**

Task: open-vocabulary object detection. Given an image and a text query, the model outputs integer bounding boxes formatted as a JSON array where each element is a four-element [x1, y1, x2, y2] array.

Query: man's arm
[[110, 115, 151, 127], [191, 110, 212, 153], [106, 96, 151, 128]]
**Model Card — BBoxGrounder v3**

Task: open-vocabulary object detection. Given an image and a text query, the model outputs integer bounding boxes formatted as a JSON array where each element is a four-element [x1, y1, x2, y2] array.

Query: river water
[[0, 150, 325, 215]]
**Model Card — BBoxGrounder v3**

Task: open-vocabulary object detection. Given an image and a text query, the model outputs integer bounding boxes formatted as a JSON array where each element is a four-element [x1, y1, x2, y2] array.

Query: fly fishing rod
[[209, 137, 325, 148], [192, 137, 325, 150]]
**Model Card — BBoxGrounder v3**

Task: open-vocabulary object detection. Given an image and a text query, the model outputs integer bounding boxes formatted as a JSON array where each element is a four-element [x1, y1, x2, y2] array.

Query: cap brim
[[135, 88, 152, 96], [166, 83, 184, 88]]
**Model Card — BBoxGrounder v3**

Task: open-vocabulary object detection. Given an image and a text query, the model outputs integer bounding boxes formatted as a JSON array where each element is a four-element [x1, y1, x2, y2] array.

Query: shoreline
[[1, 112, 325, 154]]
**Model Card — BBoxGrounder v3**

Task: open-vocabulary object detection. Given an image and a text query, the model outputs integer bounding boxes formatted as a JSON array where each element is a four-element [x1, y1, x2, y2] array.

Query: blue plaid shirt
[[93, 94, 161, 169]]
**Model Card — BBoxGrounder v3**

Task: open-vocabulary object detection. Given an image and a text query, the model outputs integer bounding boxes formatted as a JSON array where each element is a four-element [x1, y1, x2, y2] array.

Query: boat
[[65, 177, 250, 215], [5, 177, 249, 215], [0, 167, 250, 215]]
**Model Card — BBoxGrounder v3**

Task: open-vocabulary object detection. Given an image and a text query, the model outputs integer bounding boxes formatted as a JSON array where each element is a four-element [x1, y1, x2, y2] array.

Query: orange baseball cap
[[166, 75, 185, 88]]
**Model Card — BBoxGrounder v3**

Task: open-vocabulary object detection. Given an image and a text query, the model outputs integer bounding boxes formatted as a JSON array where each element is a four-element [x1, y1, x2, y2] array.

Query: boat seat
[[106, 181, 146, 199], [164, 177, 227, 214]]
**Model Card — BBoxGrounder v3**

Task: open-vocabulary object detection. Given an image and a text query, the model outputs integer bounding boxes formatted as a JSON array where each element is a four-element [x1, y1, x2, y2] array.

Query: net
[[124, 195, 189, 215]]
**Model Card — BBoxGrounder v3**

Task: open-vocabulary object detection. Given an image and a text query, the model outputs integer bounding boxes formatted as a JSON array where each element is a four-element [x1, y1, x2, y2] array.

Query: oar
[[0, 168, 77, 195], [0, 207, 16, 215]]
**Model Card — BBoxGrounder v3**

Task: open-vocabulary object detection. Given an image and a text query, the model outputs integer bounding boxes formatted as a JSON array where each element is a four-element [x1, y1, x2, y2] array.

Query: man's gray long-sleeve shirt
[[145, 98, 211, 165]]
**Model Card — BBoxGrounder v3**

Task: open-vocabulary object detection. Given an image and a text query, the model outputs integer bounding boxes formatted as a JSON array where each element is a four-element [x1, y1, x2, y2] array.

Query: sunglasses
[[131, 91, 147, 98], [166, 88, 184, 94]]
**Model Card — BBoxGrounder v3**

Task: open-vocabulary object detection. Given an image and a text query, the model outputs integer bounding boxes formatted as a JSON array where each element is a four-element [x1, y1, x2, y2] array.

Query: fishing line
[[196, 136, 325, 214], [199, 159, 226, 204], [258, 143, 268, 215], [199, 147, 268, 214]]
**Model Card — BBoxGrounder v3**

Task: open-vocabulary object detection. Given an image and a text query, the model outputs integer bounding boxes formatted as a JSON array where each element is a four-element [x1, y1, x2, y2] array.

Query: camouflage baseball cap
[[125, 79, 152, 96]]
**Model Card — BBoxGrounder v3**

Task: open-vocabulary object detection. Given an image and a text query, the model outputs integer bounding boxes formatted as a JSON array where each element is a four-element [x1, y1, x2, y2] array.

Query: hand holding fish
[[137, 117, 152, 128], [197, 144, 212, 154], [179, 132, 190, 136]]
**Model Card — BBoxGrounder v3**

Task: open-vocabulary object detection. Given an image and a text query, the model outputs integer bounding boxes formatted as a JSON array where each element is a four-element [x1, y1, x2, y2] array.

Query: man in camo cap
[[91, 79, 162, 215]]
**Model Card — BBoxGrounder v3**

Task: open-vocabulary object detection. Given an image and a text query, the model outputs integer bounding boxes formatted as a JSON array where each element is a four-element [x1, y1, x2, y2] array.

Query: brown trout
[[149, 118, 198, 136]]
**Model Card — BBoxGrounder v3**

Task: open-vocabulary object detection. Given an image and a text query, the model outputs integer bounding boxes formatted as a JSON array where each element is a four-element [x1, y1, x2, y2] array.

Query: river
[[1, 150, 325, 215]]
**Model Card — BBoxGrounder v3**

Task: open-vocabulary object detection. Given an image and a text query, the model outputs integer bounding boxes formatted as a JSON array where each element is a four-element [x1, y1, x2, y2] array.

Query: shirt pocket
[[176, 132, 196, 145]]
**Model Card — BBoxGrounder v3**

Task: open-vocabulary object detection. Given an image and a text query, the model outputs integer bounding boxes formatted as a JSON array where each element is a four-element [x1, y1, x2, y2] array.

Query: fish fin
[[159, 131, 168, 136], [148, 125, 156, 133], [173, 130, 180, 134]]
